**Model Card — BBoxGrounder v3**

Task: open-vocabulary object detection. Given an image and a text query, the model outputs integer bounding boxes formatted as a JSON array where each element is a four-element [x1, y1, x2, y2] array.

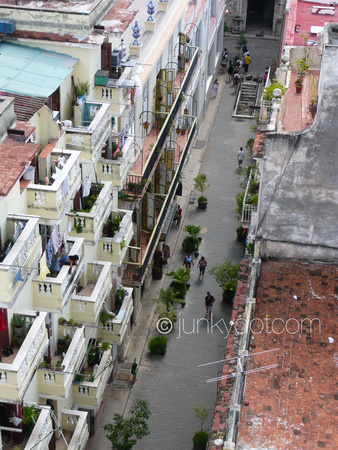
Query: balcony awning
[[0, 42, 78, 97], [160, 199, 177, 242]]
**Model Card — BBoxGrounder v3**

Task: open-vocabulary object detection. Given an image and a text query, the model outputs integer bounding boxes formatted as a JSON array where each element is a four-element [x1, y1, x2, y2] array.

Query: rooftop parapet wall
[[256, 43, 338, 262], [0, 0, 116, 35]]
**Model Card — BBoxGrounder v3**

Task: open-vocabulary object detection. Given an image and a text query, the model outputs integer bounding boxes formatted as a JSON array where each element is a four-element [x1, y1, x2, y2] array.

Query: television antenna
[[198, 348, 280, 383]]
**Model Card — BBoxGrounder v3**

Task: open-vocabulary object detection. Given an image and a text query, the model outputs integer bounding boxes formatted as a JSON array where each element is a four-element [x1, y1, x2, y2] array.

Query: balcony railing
[[65, 102, 111, 161], [60, 409, 89, 450], [0, 215, 41, 307], [33, 237, 84, 313], [122, 47, 199, 198], [98, 287, 134, 345], [73, 347, 113, 410], [0, 312, 48, 403], [241, 167, 259, 227], [67, 181, 113, 242], [123, 117, 197, 285], [37, 327, 86, 399], [97, 136, 135, 188], [98, 210, 133, 266], [27, 149, 81, 221], [24, 406, 53, 450], [71, 261, 112, 324]]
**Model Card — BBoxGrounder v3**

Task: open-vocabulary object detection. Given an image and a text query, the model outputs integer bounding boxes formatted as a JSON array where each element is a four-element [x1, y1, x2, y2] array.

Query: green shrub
[[262, 79, 287, 101], [157, 305, 177, 325], [148, 336, 168, 355], [193, 430, 209, 445], [23, 405, 40, 436], [246, 242, 254, 256], [236, 225, 244, 242]]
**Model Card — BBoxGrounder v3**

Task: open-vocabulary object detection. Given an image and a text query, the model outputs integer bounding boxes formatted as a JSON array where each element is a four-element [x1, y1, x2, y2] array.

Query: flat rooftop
[[237, 260, 337, 450], [0, 0, 95, 13]]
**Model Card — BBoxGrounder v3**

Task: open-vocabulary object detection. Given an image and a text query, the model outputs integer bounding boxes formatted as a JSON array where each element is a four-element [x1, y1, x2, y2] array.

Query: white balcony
[[98, 210, 133, 266], [73, 347, 113, 410], [24, 406, 53, 450], [0, 312, 48, 403], [65, 102, 111, 162], [97, 136, 135, 188], [71, 261, 112, 324], [38, 327, 86, 399], [0, 215, 41, 307], [27, 149, 81, 221], [60, 409, 89, 450], [99, 288, 133, 345], [32, 237, 84, 313], [67, 181, 113, 243]]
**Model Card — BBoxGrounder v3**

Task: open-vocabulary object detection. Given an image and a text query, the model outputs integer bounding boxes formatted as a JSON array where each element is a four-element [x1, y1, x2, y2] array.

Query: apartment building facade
[[0, 0, 225, 446]]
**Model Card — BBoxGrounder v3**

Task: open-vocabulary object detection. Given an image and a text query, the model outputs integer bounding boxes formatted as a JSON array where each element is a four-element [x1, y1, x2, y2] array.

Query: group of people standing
[[220, 44, 252, 92]]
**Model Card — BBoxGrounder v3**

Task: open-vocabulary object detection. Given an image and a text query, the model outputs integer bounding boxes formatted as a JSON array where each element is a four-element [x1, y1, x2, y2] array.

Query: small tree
[[156, 286, 185, 311], [193, 403, 211, 431], [209, 260, 240, 302], [236, 33, 247, 52], [104, 399, 151, 450], [193, 173, 210, 202], [182, 224, 202, 253], [168, 267, 190, 299]]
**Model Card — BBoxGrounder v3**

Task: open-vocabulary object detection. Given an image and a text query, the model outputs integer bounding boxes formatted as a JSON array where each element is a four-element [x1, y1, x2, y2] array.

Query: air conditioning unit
[[112, 49, 122, 66], [0, 19, 16, 34]]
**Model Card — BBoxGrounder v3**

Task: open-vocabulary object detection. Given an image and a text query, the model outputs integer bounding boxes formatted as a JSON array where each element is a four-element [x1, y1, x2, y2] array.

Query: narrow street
[[89, 34, 280, 450], [124, 36, 279, 450]]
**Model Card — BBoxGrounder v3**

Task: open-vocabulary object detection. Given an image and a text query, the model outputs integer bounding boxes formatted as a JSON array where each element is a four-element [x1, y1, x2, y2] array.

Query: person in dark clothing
[[205, 292, 215, 321], [59, 254, 79, 274], [227, 64, 234, 83]]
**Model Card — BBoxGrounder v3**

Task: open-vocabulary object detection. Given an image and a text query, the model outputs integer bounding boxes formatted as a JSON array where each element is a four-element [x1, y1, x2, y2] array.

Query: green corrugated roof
[[0, 42, 78, 97]]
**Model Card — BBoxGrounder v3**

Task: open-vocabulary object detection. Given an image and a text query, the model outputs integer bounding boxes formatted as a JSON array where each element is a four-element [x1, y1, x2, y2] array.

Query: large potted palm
[[193, 173, 210, 209], [182, 225, 202, 255]]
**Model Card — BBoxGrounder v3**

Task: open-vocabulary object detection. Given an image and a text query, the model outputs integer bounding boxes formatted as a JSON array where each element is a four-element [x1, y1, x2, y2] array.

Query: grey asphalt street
[[125, 36, 279, 450]]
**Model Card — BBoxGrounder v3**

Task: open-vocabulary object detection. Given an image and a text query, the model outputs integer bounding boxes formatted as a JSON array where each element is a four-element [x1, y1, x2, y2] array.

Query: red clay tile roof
[[0, 137, 40, 196], [252, 130, 265, 158], [0, 92, 48, 122], [237, 260, 337, 450], [9, 29, 106, 46]]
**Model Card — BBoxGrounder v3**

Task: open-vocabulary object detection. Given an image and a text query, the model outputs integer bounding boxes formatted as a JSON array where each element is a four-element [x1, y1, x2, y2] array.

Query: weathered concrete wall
[[256, 45, 338, 262]]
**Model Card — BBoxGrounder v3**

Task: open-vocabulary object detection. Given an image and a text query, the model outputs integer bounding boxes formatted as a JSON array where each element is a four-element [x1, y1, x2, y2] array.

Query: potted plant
[[295, 78, 303, 94], [23, 405, 40, 436], [192, 403, 210, 449], [101, 341, 111, 352], [143, 121, 150, 129], [183, 107, 188, 114], [309, 93, 317, 118], [193, 173, 210, 209], [168, 268, 190, 300], [88, 346, 101, 366], [74, 374, 85, 384], [11, 315, 28, 336], [182, 225, 202, 254], [148, 336, 168, 355], [209, 260, 240, 303]]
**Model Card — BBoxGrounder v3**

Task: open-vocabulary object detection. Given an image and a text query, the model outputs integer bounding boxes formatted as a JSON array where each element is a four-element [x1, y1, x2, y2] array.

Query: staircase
[[233, 76, 260, 118]]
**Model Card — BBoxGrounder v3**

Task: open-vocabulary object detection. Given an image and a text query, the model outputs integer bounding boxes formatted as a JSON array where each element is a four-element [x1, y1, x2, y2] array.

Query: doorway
[[246, 0, 274, 31]]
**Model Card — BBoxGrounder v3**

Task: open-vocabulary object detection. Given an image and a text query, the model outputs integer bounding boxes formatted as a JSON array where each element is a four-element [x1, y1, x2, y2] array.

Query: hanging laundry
[[13, 222, 23, 242], [14, 268, 25, 285], [50, 255, 61, 273], [82, 173, 92, 197], [46, 239, 54, 268], [52, 167, 69, 198], [38, 251, 50, 281], [51, 226, 59, 253], [0, 310, 6, 332]]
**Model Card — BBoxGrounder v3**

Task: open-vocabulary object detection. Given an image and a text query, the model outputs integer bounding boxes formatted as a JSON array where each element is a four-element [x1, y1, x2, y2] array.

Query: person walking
[[173, 204, 182, 228], [183, 253, 194, 272], [243, 53, 251, 73], [213, 79, 219, 97], [205, 292, 216, 321], [237, 147, 245, 168], [233, 70, 241, 92], [227, 63, 234, 83], [197, 256, 207, 280], [221, 57, 227, 73]]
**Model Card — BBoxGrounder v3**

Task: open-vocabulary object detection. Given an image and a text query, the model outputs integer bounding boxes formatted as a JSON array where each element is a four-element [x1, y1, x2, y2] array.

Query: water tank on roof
[[0, 20, 16, 34], [112, 49, 122, 66]]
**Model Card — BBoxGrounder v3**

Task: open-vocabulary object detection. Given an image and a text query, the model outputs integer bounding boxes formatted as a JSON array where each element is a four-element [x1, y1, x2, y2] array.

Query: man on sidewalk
[[243, 53, 251, 73], [205, 292, 216, 321], [237, 147, 245, 168]]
